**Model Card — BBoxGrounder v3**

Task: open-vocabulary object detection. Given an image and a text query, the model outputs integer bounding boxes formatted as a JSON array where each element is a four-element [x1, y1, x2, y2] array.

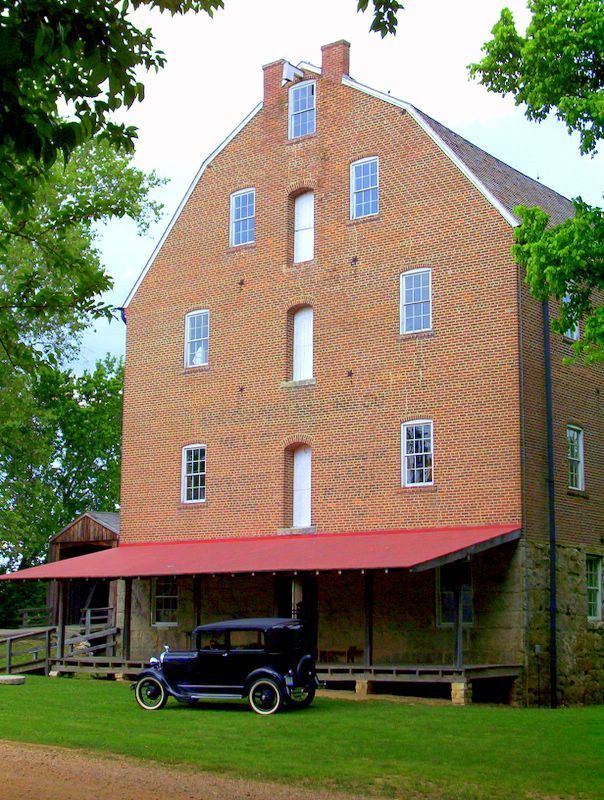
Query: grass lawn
[[0, 677, 602, 799]]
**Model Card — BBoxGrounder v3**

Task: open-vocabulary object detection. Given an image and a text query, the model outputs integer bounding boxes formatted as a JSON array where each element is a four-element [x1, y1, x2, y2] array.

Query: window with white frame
[[288, 81, 316, 139], [292, 445, 312, 527], [563, 293, 580, 341], [230, 188, 255, 247], [294, 191, 314, 263], [586, 556, 602, 620], [184, 310, 209, 367], [182, 444, 206, 503], [402, 420, 433, 486], [350, 157, 379, 219], [436, 563, 474, 626], [567, 425, 584, 490], [152, 577, 178, 626], [400, 269, 432, 333], [292, 306, 314, 381]]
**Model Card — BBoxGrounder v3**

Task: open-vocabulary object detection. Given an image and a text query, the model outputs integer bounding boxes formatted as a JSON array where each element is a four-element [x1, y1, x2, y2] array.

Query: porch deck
[[317, 662, 522, 683]]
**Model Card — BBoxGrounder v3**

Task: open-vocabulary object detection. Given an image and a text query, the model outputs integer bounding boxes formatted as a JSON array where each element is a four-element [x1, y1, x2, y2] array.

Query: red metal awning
[[0, 524, 521, 581]]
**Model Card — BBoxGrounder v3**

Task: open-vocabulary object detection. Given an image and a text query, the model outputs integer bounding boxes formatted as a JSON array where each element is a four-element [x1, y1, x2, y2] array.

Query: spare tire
[[295, 654, 316, 685]]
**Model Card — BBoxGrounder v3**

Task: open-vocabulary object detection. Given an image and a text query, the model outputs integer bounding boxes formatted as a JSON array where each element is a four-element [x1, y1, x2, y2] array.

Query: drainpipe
[[542, 301, 558, 709]]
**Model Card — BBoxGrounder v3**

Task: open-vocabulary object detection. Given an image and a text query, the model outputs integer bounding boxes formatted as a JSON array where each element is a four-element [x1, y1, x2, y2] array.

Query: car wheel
[[287, 685, 316, 709], [135, 677, 168, 711], [248, 678, 282, 715]]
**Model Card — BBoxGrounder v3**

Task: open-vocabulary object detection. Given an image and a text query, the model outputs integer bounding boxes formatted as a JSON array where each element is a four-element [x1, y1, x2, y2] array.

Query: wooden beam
[[122, 578, 132, 661], [55, 581, 66, 660], [193, 575, 202, 627], [410, 530, 522, 572], [453, 581, 464, 669], [364, 570, 373, 669]]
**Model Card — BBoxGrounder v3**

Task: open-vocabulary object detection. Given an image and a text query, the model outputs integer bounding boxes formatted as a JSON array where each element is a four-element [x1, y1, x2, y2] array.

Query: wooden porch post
[[122, 578, 132, 661], [364, 571, 373, 669], [55, 580, 66, 660], [453, 580, 464, 669], [193, 575, 202, 627]]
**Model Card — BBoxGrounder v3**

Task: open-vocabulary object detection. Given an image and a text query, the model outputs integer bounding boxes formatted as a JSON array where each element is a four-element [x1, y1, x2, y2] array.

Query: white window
[[350, 157, 379, 219], [288, 81, 316, 139], [400, 269, 432, 333], [402, 420, 433, 486], [563, 293, 580, 340], [586, 556, 602, 620], [436, 563, 474, 626], [294, 191, 314, 263], [152, 577, 178, 626], [182, 444, 206, 503], [230, 188, 255, 247], [184, 310, 209, 367], [567, 425, 584, 490], [292, 306, 314, 381], [293, 445, 312, 527]]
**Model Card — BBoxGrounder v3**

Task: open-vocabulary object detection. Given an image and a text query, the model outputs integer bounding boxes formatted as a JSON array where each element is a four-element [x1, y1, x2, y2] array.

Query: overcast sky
[[78, 0, 603, 370]]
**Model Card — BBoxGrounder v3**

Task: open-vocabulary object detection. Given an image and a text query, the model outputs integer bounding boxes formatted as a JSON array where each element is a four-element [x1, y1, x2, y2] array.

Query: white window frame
[[288, 80, 316, 140], [292, 306, 314, 381], [567, 425, 585, 491], [401, 419, 434, 487], [229, 188, 255, 247], [400, 268, 432, 334], [350, 156, 379, 220], [293, 191, 315, 263], [151, 576, 179, 627], [181, 444, 206, 504], [184, 310, 210, 368], [292, 445, 312, 528], [436, 564, 474, 628], [586, 556, 602, 621]]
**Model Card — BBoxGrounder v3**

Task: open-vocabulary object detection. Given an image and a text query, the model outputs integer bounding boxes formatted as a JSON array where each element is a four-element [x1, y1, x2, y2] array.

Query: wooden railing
[[79, 607, 114, 634], [0, 628, 56, 674], [19, 606, 53, 628], [64, 626, 118, 659]]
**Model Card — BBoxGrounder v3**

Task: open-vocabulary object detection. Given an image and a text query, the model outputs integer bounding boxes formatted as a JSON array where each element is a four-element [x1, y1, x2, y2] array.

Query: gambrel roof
[[125, 63, 574, 307]]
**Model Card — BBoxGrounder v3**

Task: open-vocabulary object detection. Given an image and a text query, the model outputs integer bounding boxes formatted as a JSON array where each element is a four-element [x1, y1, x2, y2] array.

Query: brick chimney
[[263, 58, 286, 106], [321, 40, 350, 82]]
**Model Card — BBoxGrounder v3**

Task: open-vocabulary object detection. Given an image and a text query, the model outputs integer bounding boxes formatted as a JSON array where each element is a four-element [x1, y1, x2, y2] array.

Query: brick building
[[5, 41, 603, 704]]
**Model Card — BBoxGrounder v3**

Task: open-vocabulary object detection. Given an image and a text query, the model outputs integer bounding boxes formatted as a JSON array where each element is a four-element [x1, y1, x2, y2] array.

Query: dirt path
[[0, 740, 374, 800]]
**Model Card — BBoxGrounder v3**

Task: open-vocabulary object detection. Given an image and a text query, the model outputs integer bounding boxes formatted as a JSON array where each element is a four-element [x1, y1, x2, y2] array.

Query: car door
[[191, 629, 230, 693], [225, 628, 267, 687]]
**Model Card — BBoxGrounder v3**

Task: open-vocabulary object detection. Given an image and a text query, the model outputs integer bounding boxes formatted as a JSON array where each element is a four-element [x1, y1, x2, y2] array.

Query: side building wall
[[520, 278, 604, 704]]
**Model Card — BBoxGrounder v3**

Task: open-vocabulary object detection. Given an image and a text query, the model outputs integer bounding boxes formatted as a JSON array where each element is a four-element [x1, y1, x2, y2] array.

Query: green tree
[[469, 0, 604, 360], [0, 356, 123, 625], [0, 137, 163, 376]]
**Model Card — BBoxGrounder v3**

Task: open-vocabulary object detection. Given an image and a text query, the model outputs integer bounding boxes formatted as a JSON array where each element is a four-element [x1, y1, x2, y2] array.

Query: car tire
[[135, 677, 168, 711], [248, 678, 282, 715], [287, 685, 316, 709]]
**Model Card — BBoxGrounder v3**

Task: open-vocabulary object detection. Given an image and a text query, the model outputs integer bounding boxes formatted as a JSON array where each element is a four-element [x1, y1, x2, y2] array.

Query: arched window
[[292, 445, 312, 528], [294, 191, 314, 263], [292, 306, 314, 381]]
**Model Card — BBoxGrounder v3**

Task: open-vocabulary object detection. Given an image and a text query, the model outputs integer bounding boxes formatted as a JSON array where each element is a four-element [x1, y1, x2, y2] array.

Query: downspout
[[542, 300, 558, 709]]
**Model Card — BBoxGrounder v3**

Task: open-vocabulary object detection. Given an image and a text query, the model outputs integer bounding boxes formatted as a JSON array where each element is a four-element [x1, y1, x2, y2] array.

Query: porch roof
[[0, 524, 521, 581]]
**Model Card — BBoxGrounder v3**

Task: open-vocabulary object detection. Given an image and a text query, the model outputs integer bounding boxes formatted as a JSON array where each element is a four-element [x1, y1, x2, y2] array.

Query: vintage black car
[[133, 617, 320, 715]]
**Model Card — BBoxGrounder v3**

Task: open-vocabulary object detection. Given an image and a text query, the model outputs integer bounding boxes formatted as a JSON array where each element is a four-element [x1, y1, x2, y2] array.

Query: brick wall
[[121, 60, 523, 543]]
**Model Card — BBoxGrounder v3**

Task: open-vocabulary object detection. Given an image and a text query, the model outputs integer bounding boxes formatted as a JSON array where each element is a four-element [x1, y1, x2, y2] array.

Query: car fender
[[135, 668, 188, 701], [244, 667, 286, 695]]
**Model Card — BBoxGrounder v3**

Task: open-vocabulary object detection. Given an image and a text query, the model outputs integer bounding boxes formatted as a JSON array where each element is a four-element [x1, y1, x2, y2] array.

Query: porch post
[[55, 580, 66, 660], [453, 581, 464, 669], [122, 578, 132, 661], [364, 570, 373, 668], [193, 575, 202, 627]]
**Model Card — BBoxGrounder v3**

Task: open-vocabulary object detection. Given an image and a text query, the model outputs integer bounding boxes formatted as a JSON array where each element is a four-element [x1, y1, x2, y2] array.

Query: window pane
[[231, 190, 255, 246], [230, 629, 265, 650], [153, 577, 178, 624], [289, 83, 316, 139], [199, 630, 227, 650], [183, 446, 206, 502], [185, 311, 209, 367], [351, 159, 378, 218], [403, 421, 433, 485], [402, 270, 431, 333]]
